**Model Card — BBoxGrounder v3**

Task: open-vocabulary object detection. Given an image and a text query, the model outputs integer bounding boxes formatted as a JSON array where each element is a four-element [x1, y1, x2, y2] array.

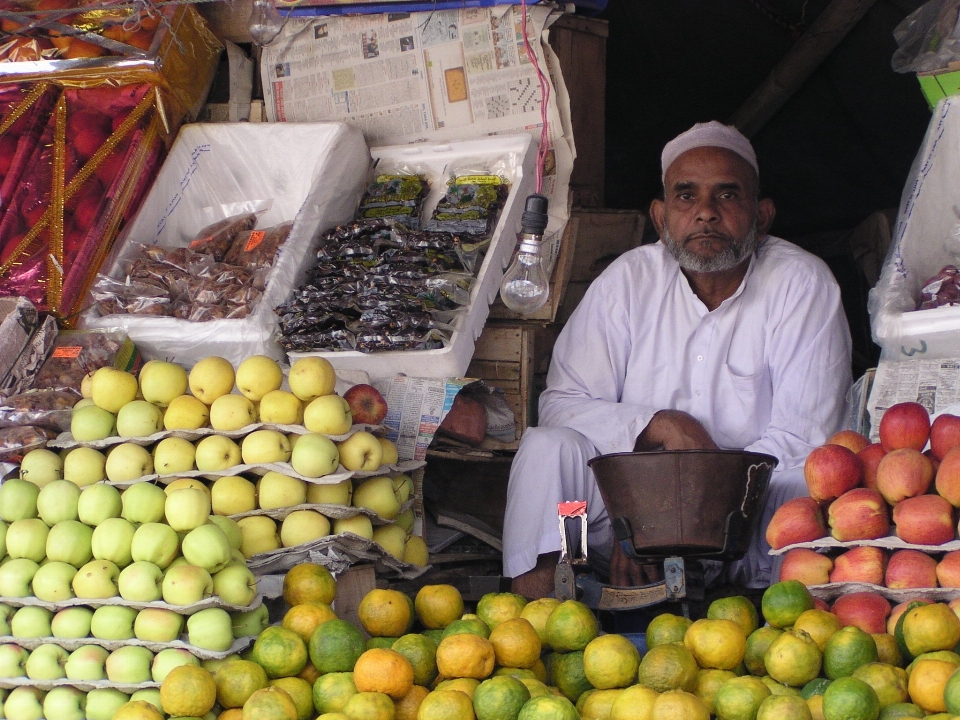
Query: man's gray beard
[[662, 224, 760, 273]]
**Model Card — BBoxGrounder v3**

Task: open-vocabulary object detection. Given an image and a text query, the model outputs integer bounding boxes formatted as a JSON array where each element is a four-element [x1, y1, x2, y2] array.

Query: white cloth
[[662, 121, 758, 179], [502, 235, 853, 586]]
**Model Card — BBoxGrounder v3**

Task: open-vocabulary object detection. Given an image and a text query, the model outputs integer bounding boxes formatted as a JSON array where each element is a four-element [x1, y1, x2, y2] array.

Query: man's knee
[[516, 426, 595, 457]]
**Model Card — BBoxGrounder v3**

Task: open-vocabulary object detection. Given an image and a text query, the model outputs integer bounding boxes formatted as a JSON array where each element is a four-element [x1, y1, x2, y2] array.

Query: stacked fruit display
[[769, 402, 960, 595]]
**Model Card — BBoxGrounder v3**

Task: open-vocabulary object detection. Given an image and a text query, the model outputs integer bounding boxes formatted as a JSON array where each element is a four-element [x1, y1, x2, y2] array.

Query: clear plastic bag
[[892, 0, 960, 73], [0, 389, 78, 431]]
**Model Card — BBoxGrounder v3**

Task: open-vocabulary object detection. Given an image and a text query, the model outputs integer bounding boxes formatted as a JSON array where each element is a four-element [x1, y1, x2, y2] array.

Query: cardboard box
[[918, 66, 960, 109]]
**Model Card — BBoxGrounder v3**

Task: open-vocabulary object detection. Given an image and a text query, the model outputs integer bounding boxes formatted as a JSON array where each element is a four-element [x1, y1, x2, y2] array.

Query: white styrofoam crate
[[81, 122, 370, 367], [289, 133, 536, 379]]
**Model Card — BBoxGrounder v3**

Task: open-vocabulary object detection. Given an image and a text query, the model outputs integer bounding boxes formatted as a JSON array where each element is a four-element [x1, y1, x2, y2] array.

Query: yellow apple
[[332, 514, 373, 540], [163, 478, 210, 496], [211, 476, 257, 516], [138, 361, 188, 407], [194, 436, 241, 472], [373, 523, 407, 560], [91, 368, 139, 414], [280, 510, 331, 547], [240, 430, 291, 465], [396, 508, 415, 533], [153, 437, 196, 474], [352, 476, 400, 520], [378, 437, 399, 466], [404, 535, 429, 566], [163, 395, 210, 431], [306, 479, 352, 506], [237, 516, 281, 558], [258, 390, 303, 425], [303, 395, 352, 435], [256, 472, 306, 510], [235, 356, 283, 402], [188, 357, 235, 404], [288, 357, 336, 402], [209, 395, 257, 432], [337, 431, 383, 472]]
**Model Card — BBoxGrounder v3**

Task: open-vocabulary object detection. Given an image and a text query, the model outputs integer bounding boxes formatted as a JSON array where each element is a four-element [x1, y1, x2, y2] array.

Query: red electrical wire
[[519, 0, 550, 195]]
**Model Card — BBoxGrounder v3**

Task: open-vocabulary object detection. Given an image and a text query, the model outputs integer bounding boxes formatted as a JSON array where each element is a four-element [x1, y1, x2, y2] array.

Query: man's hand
[[634, 410, 719, 451], [610, 542, 664, 586]]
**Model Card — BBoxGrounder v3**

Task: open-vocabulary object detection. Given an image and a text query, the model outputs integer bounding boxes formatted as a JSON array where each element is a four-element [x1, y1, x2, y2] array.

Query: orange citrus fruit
[[160, 664, 217, 717], [352, 648, 414, 699], [488, 617, 542, 669], [282, 602, 337, 644], [358, 588, 413, 637], [282, 562, 336, 606], [251, 626, 308, 679], [415, 585, 464, 629], [436, 632, 496, 680]]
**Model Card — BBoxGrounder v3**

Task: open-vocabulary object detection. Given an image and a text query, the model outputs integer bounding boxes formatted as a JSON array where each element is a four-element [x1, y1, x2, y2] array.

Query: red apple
[[829, 546, 888, 585], [885, 549, 939, 589], [937, 551, 960, 588], [765, 496, 828, 550], [936, 447, 960, 507], [892, 494, 955, 545], [342, 384, 388, 425], [888, 597, 934, 634], [875, 448, 934, 504], [932, 414, 960, 460], [828, 488, 890, 541], [813, 597, 831, 612], [804, 444, 863, 502], [859, 443, 887, 491], [779, 548, 833, 585], [831, 592, 892, 634], [828, 430, 871, 454], [879, 401, 931, 452], [925, 449, 942, 477]]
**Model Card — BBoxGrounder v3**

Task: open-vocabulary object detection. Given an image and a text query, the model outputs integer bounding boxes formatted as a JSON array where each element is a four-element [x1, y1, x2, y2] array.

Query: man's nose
[[694, 196, 719, 222]]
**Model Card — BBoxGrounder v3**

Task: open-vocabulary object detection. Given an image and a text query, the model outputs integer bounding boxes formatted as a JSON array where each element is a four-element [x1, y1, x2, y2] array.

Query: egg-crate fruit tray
[[0, 633, 253, 660], [247, 531, 428, 581], [0, 676, 160, 693], [770, 535, 960, 555], [805, 582, 960, 604], [80, 459, 425, 490], [0, 592, 264, 616], [228, 497, 415, 526], [47, 422, 385, 450]]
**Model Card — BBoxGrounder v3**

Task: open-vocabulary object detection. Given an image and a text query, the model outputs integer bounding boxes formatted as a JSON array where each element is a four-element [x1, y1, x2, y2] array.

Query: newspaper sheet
[[260, 5, 574, 266], [866, 357, 960, 441]]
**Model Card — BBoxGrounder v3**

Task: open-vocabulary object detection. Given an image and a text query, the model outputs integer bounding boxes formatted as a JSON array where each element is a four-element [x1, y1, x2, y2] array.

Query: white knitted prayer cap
[[661, 121, 758, 180]]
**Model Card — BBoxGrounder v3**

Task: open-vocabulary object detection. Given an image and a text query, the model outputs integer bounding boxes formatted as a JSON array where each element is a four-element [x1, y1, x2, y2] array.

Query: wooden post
[[334, 564, 378, 636]]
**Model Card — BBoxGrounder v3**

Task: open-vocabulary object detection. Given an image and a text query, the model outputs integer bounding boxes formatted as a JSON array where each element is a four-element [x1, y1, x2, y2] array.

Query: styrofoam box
[[870, 96, 960, 359], [289, 133, 535, 379], [81, 122, 370, 366]]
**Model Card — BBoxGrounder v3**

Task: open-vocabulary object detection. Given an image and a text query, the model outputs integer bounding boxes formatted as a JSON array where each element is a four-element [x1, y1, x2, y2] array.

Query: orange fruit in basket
[[282, 601, 337, 643], [582, 633, 640, 689], [159, 664, 217, 717], [476, 592, 528, 631], [902, 603, 960, 657], [685, 618, 747, 671], [544, 599, 599, 653], [251, 626, 308, 679], [353, 647, 414, 699], [646, 612, 693, 649], [489, 617, 542, 670], [282, 562, 336, 606], [267, 677, 313, 720], [394, 684, 430, 720], [241, 686, 299, 720], [415, 584, 464, 629], [761, 580, 814, 629], [358, 588, 412, 637], [909, 659, 956, 713], [215, 659, 268, 709], [436, 632, 496, 680], [417, 689, 476, 720]]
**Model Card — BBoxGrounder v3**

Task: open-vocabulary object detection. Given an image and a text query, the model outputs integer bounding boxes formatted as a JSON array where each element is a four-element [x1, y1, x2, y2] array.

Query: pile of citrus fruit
[[109, 565, 960, 720]]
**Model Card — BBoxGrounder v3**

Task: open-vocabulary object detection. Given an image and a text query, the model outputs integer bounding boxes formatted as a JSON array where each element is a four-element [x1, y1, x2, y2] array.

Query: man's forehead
[[664, 147, 757, 188]]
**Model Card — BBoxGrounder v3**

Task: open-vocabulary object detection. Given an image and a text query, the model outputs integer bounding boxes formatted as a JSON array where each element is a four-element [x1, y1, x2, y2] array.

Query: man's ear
[[649, 199, 665, 237], [757, 198, 776, 235]]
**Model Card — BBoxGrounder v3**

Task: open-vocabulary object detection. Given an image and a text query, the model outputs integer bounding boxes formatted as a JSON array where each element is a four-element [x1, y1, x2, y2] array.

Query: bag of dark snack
[[187, 212, 258, 262], [31, 329, 137, 394], [223, 222, 294, 271], [0, 389, 78, 431], [0, 425, 57, 462]]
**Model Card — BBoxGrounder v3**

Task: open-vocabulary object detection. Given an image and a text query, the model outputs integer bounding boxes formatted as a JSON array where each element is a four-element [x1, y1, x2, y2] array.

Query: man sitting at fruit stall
[[504, 121, 853, 598]]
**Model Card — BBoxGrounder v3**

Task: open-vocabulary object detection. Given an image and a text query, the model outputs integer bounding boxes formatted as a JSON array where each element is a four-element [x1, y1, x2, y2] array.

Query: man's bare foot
[[510, 552, 560, 599]]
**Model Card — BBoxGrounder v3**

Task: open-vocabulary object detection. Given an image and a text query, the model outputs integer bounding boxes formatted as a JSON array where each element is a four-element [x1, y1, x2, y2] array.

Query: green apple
[[4, 687, 43, 719], [0, 520, 7, 558], [280, 510, 330, 548], [0, 478, 39, 522], [306, 478, 352, 506], [181, 523, 232, 573], [378, 437, 400, 466], [64, 644, 109, 681], [153, 436, 196, 474], [163, 394, 210, 431], [36, 479, 81, 525], [10, 606, 52, 639], [121, 482, 167, 524], [139, 360, 188, 407], [18, 448, 63, 487], [77, 483, 122, 527], [0, 644, 27, 677], [212, 563, 257, 606], [396, 508, 415, 534], [133, 607, 183, 642], [372, 523, 407, 560], [32, 561, 77, 602], [91, 517, 136, 568], [290, 433, 339, 478], [91, 368, 139, 414], [200, 654, 238, 674], [258, 390, 303, 425], [46, 520, 93, 567], [207, 515, 243, 550], [337, 431, 383, 472], [303, 394, 352, 435], [209, 394, 258, 432], [24, 643, 67, 680], [116, 400, 164, 438], [130, 523, 180, 569], [0, 604, 14, 635], [84, 689, 130, 720], [117, 560, 163, 602], [50, 607, 92, 639], [162, 564, 213, 605], [106, 645, 154, 683], [241, 430, 292, 465], [237, 516, 280, 558], [63, 447, 107, 487], [194, 435, 241, 472], [42, 686, 86, 720], [71, 559, 120, 599], [105, 443, 154, 483], [231, 604, 269, 638], [164, 488, 211, 532], [187, 607, 234, 651], [90, 605, 137, 640], [6, 518, 49, 563], [235, 355, 283, 402], [189, 356, 236, 404], [288, 357, 336, 402], [211, 475, 257, 515], [257, 471, 306, 510], [333, 514, 373, 540], [74, 397, 95, 410], [0, 559, 38, 597], [151, 647, 198, 683], [352, 475, 400, 520], [404, 534, 429, 567], [70, 404, 116, 442]]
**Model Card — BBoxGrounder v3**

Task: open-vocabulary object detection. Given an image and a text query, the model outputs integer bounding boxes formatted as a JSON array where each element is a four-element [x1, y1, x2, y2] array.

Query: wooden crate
[[468, 324, 535, 448]]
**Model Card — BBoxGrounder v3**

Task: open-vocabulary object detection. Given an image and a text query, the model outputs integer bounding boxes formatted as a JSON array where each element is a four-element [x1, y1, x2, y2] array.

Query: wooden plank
[[473, 326, 524, 362], [333, 564, 377, 635], [466, 359, 522, 382], [570, 209, 646, 282]]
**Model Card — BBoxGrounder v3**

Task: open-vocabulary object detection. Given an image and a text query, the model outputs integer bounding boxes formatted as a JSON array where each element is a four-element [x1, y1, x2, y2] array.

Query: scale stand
[[554, 501, 705, 613]]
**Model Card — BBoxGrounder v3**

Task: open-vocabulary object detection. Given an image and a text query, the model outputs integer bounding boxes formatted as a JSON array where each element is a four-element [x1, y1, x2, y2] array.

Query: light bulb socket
[[520, 193, 549, 236], [518, 235, 543, 254]]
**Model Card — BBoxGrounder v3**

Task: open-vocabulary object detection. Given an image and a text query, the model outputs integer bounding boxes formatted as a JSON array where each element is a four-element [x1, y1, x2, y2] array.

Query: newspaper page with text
[[866, 357, 960, 441]]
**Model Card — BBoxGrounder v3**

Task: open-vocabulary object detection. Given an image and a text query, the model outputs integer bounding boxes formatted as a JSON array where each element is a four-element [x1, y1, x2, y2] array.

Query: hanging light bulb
[[248, 0, 283, 46], [500, 194, 550, 314]]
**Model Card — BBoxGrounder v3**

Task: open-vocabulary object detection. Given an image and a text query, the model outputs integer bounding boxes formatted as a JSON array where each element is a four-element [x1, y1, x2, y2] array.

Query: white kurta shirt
[[538, 235, 853, 471]]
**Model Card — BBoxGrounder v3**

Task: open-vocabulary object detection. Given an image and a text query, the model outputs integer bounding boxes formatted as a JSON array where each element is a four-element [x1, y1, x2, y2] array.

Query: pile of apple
[[770, 401, 960, 590]]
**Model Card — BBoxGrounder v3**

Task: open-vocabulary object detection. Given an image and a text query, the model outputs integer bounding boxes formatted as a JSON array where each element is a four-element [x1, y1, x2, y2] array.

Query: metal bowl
[[587, 449, 778, 561]]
